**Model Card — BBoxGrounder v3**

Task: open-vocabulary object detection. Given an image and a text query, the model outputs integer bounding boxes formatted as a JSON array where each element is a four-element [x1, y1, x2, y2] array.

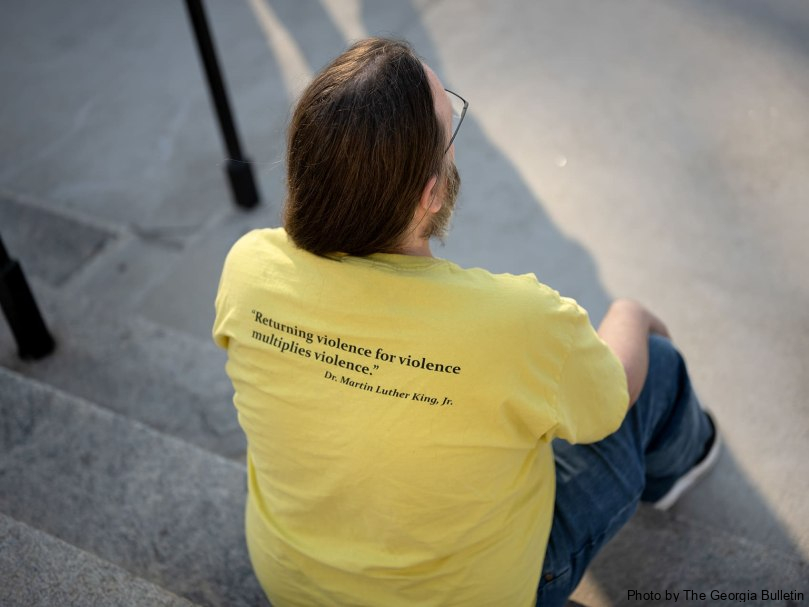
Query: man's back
[[213, 228, 626, 606]]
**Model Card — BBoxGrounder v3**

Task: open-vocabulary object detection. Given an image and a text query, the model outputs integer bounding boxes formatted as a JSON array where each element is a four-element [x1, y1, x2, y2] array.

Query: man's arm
[[597, 299, 670, 407]]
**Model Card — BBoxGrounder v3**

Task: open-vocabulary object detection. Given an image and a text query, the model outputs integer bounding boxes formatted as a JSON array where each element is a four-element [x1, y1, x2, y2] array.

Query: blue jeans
[[536, 335, 713, 607]]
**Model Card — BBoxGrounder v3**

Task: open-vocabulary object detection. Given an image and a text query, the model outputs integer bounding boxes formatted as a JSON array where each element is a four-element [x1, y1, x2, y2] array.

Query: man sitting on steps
[[213, 37, 720, 607]]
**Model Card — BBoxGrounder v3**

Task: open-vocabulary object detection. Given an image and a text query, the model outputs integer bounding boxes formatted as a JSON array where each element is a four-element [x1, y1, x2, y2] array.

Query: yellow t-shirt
[[213, 228, 628, 607]]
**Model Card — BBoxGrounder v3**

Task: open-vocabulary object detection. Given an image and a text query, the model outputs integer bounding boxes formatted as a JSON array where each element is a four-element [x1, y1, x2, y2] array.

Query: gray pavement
[[0, 366, 267, 607], [2, 0, 808, 604], [0, 513, 197, 607]]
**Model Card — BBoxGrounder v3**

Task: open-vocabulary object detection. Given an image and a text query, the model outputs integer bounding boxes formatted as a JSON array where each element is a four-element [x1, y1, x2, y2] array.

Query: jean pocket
[[537, 566, 573, 607]]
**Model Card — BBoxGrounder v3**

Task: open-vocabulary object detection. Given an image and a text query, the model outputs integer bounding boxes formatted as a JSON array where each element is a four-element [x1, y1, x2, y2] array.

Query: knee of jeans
[[647, 335, 686, 383]]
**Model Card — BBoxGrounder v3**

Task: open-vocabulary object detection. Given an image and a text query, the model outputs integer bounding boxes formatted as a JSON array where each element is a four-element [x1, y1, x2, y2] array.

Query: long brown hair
[[283, 38, 445, 256]]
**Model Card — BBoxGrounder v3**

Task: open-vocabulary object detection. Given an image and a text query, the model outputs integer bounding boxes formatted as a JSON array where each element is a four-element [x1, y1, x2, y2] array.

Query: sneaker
[[653, 410, 721, 511]]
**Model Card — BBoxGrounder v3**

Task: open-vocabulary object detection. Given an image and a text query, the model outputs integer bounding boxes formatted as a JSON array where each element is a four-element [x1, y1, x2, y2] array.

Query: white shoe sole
[[653, 410, 721, 511]]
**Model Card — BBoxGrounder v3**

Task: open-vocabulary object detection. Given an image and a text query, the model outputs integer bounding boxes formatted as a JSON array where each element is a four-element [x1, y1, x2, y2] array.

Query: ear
[[417, 175, 442, 214]]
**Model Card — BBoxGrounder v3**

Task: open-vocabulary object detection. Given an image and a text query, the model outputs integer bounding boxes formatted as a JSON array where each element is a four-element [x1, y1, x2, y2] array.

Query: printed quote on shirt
[[250, 309, 460, 407]]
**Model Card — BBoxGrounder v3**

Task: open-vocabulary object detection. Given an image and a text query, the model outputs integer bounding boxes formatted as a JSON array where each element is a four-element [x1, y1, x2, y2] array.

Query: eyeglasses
[[444, 89, 468, 152]]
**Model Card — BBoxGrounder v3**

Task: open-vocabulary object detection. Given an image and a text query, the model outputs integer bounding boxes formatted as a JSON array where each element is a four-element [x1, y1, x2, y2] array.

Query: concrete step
[[0, 280, 245, 460], [0, 191, 118, 290], [572, 506, 809, 606], [1, 275, 805, 605], [0, 512, 198, 607], [0, 366, 268, 607], [3, 366, 807, 607]]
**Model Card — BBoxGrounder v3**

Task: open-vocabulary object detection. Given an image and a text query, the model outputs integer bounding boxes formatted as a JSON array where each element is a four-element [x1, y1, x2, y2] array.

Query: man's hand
[[597, 299, 669, 407]]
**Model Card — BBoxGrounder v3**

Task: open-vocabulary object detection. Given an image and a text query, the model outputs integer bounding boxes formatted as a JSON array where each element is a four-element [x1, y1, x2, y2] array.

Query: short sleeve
[[551, 298, 629, 444], [212, 234, 242, 351]]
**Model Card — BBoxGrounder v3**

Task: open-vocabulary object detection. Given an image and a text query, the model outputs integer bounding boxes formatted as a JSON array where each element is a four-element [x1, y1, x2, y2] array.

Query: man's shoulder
[[223, 227, 293, 269], [432, 261, 583, 329], [223, 229, 575, 317], [229, 227, 286, 254], [445, 261, 563, 303]]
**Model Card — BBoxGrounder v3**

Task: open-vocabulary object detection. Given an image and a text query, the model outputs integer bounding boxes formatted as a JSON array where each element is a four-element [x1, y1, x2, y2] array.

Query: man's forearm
[[597, 299, 669, 407]]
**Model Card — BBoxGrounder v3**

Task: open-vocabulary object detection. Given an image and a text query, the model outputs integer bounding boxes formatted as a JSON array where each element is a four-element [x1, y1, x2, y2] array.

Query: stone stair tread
[[4, 364, 808, 606], [0, 191, 118, 289], [0, 279, 245, 459], [572, 506, 809, 606], [0, 512, 198, 607], [0, 366, 268, 607]]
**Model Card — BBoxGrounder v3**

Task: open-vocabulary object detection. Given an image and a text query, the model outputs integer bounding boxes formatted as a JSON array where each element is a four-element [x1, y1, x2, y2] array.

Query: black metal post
[[0, 234, 55, 360], [185, 0, 260, 209]]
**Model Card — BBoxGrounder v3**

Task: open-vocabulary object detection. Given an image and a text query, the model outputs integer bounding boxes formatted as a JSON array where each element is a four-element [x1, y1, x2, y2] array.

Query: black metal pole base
[[225, 158, 260, 209], [0, 260, 56, 360]]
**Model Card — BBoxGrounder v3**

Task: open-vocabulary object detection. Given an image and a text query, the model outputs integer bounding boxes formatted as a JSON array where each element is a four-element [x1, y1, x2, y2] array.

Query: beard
[[424, 159, 461, 242]]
